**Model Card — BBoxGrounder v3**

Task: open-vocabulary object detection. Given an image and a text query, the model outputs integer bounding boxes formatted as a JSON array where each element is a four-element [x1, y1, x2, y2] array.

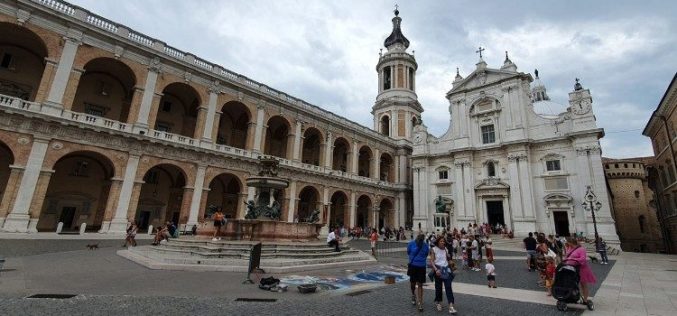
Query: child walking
[[485, 258, 497, 288]]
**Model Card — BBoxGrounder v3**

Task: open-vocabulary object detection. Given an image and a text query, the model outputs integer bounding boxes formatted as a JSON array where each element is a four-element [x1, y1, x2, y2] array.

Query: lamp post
[[582, 185, 601, 250]]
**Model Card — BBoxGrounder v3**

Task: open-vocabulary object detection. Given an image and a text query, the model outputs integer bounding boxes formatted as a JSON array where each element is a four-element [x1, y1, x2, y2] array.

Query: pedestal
[[27, 218, 39, 233], [108, 218, 129, 234], [41, 101, 64, 116], [2, 213, 30, 232], [98, 221, 111, 233]]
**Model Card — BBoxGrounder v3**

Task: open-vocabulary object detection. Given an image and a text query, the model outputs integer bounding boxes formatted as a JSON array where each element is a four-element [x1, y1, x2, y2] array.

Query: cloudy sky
[[67, 0, 677, 158]]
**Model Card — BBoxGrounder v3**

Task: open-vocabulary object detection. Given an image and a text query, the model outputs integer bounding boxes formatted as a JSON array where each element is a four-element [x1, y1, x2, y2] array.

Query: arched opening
[[332, 137, 349, 172], [0, 141, 14, 212], [380, 115, 390, 136], [264, 116, 291, 159], [487, 161, 496, 177], [380, 153, 394, 182], [217, 101, 250, 149], [329, 191, 348, 229], [71, 58, 136, 122], [302, 127, 322, 166], [358, 146, 372, 178], [378, 199, 394, 230], [154, 83, 201, 138], [205, 173, 241, 220], [0, 23, 48, 101], [356, 195, 372, 228], [37, 151, 115, 232], [297, 186, 320, 222], [136, 164, 186, 231]]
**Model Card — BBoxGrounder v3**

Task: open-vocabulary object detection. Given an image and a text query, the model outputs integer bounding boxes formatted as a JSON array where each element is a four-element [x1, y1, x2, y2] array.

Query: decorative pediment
[[474, 177, 509, 190], [448, 68, 521, 95], [540, 153, 565, 161], [544, 193, 573, 208]]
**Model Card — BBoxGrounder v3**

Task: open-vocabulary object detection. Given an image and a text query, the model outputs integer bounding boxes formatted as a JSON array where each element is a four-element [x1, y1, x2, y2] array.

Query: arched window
[[487, 162, 496, 177], [638, 215, 646, 233], [380, 116, 390, 136]]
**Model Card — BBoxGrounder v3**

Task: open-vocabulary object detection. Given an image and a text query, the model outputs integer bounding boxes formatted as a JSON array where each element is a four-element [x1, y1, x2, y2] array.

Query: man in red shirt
[[370, 228, 379, 256]]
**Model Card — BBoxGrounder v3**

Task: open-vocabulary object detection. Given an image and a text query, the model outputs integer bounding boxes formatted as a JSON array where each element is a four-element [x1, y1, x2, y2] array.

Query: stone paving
[[0, 237, 675, 315]]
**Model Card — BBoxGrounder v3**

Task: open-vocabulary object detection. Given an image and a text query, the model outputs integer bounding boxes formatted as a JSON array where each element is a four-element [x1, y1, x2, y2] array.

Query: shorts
[[487, 275, 496, 281], [214, 220, 222, 227], [370, 241, 376, 248], [407, 265, 427, 284], [526, 250, 537, 259]]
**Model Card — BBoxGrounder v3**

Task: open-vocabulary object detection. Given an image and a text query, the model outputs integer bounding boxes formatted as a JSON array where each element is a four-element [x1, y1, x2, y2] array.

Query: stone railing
[[0, 93, 405, 190], [26, 0, 395, 146]]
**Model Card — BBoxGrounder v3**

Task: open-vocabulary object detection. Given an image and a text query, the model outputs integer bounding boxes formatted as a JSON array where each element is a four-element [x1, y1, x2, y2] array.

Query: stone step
[[148, 245, 361, 260]]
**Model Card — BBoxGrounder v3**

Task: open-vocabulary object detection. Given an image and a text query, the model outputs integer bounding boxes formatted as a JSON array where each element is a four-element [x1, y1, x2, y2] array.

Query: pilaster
[[108, 154, 140, 233], [44, 32, 82, 114], [187, 165, 207, 226]]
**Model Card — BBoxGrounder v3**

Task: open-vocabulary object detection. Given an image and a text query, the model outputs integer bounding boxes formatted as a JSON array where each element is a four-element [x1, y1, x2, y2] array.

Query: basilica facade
[[412, 54, 619, 244]]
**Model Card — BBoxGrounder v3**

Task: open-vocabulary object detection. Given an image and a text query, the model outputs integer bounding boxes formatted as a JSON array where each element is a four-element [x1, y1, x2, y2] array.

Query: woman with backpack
[[407, 233, 429, 312]]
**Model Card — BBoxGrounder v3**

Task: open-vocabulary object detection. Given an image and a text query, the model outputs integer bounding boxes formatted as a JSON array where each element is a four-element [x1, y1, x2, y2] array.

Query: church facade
[[411, 55, 619, 244]]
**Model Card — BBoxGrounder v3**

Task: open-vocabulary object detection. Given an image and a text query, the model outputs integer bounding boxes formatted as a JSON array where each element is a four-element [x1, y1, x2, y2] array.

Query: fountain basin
[[198, 219, 322, 242]]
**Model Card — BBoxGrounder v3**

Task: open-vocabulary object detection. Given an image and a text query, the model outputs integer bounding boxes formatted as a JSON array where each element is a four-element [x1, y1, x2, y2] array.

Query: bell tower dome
[[372, 7, 423, 140]]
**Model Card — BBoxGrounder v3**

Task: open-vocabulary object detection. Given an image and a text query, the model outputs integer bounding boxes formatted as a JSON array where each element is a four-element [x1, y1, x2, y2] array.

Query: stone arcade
[[0, 1, 618, 246]]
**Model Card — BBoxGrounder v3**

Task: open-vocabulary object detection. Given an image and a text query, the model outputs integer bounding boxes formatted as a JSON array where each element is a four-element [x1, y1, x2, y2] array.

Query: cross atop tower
[[394, 4, 399, 16], [476, 46, 485, 59]]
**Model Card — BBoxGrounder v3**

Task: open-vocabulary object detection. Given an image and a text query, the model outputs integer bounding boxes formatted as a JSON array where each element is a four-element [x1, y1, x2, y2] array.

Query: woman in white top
[[429, 236, 457, 314]]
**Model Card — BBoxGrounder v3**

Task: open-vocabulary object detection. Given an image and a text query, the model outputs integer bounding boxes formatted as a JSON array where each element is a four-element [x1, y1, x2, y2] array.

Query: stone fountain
[[120, 156, 376, 273], [200, 156, 323, 241]]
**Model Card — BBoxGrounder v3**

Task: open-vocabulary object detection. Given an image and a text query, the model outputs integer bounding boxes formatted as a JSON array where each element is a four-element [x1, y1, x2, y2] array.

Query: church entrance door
[[553, 211, 570, 236], [486, 201, 504, 227]]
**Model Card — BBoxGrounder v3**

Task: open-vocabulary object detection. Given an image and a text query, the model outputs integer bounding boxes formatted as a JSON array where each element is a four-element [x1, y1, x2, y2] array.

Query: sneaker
[[436, 303, 443, 311], [449, 305, 457, 314]]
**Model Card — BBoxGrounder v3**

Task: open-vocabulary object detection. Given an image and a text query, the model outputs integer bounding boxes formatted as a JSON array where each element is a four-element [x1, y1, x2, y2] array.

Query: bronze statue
[[305, 209, 320, 224], [244, 200, 258, 219], [435, 195, 448, 213]]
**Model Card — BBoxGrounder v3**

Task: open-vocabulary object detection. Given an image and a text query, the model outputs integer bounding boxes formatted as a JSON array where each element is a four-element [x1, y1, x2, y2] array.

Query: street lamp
[[581, 186, 601, 250]]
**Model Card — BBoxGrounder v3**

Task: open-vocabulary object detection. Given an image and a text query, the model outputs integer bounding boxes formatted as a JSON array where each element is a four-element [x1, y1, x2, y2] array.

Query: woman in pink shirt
[[565, 237, 597, 306]]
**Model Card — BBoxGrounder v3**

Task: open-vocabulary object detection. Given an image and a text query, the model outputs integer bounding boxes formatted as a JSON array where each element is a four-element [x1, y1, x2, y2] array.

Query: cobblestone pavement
[[0, 283, 588, 316], [0, 239, 615, 315]]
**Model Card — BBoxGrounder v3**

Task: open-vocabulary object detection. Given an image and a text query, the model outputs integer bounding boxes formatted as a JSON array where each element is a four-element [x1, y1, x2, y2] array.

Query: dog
[[86, 243, 99, 250], [588, 255, 598, 263]]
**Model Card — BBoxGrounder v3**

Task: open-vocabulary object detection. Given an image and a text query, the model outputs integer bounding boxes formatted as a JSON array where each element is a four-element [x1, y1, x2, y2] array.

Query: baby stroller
[[552, 260, 594, 311]]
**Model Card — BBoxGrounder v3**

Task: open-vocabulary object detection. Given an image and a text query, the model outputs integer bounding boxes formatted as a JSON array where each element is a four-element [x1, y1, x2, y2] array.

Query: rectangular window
[[481, 125, 495, 144], [438, 170, 448, 180], [0, 53, 13, 69], [546, 160, 561, 171], [162, 101, 172, 112], [544, 176, 568, 190], [383, 66, 391, 90]]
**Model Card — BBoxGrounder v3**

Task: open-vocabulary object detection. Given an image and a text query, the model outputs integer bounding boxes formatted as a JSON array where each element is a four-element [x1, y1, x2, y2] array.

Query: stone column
[[252, 105, 265, 153], [187, 165, 206, 227], [211, 112, 222, 142], [125, 181, 143, 223], [2, 138, 50, 232], [201, 89, 219, 143], [320, 187, 330, 235], [398, 192, 406, 228], [292, 120, 302, 161], [517, 154, 535, 220], [324, 132, 333, 168], [286, 180, 297, 222], [462, 162, 475, 222], [399, 155, 407, 184], [126, 87, 145, 124], [146, 93, 163, 131], [372, 148, 380, 180], [61, 68, 84, 111], [34, 59, 58, 103], [286, 132, 296, 160], [133, 61, 160, 132], [351, 140, 359, 175], [454, 162, 466, 219], [0, 166, 25, 225], [193, 106, 209, 139], [27, 170, 54, 233], [99, 178, 123, 233], [245, 121, 256, 151], [507, 154, 524, 223], [197, 188, 210, 222], [44, 33, 81, 114], [349, 191, 357, 227], [109, 154, 140, 233], [179, 187, 193, 225]]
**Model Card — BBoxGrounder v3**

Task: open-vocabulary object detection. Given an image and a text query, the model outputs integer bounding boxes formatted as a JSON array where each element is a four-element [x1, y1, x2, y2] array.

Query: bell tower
[[372, 7, 423, 140]]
